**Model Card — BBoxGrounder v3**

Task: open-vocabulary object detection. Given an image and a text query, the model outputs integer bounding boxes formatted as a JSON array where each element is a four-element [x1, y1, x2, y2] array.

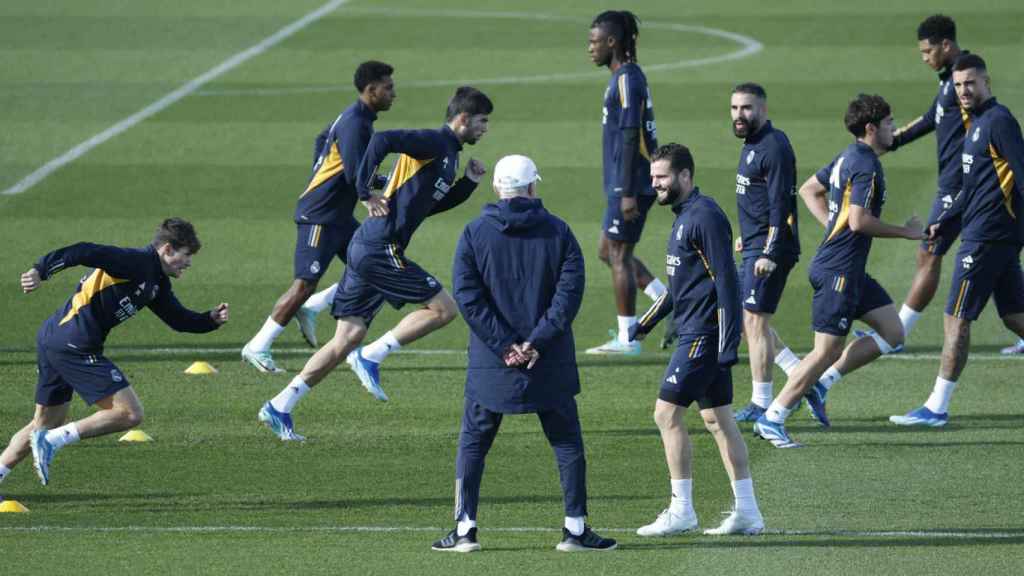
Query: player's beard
[[733, 117, 758, 138], [656, 181, 681, 206]]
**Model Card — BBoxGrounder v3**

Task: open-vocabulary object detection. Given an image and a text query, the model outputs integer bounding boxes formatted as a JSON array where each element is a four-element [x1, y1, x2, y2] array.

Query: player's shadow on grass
[[784, 413, 1023, 434], [619, 532, 1024, 550], [228, 493, 649, 511]]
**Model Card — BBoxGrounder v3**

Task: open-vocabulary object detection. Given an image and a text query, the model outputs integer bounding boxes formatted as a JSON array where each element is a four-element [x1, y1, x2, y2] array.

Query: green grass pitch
[[1, 1, 1023, 573]]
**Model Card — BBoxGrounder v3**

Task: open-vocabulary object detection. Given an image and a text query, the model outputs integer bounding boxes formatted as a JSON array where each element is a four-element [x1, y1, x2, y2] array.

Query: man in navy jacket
[[431, 155, 616, 553]]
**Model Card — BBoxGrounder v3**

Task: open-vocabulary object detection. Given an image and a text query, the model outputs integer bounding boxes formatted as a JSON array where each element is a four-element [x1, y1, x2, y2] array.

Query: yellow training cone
[[0, 500, 29, 513], [118, 430, 154, 443], [184, 361, 218, 375]]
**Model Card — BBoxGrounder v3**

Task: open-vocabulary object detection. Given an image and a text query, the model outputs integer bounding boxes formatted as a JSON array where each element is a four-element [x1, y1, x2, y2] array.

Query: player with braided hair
[[586, 10, 669, 355]]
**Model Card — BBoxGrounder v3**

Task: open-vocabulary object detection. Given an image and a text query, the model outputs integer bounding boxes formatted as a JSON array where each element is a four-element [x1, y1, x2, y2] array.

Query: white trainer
[[241, 345, 285, 373], [585, 330, 641, 356], [294, 307, 318, 348], [636, 508, 698, 536], [703, 509, 765, 535]]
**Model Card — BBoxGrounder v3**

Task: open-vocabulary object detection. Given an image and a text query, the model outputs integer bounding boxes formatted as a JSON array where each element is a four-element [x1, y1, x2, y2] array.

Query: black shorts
[[809, 267, 893, 336], [946, 241, 1024, 321], [331, 240, 444, 326], [293, 219, 358, 281], [36, 336, 129, 406], [659, 335, 733, 409], [740, 254, 797, 314], [602, 194, 656, 244]]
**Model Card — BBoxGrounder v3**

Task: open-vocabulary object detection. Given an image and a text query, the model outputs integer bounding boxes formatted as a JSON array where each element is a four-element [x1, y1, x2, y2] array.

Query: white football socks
[[617, 316, 637, 344], [924, 376, 957, 414], [774, 347, 801, 376], [303, 283, 338, 313], [644, 278, 667, 301], [248, 317, 285, 352], [731, 477, 759, 515], [362, 331, 401, 364], [457, 517, 477, 536], [270, 377, 311, 414], [765, 400, 794, 424], [819, 366, 842, 390], [669, 478, 693, 514], [565, 516, 585, 536], [899, 304, 922, 338], [44, 423, 80, 450], [751, 381, 773, 409]]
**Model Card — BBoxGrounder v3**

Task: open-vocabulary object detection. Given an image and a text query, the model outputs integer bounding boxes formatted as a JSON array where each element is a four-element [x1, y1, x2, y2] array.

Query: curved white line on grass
[[193, 8, 763, 97], [0, 525, 1019, 540], [1, 0, 351, 197]]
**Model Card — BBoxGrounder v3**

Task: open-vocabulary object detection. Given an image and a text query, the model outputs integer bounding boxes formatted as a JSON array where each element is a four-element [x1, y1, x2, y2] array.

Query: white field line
[[1, 346, 1019, 362], [194, 8, 763, 97], [0, 525, 1018, 540], [1, 0, 351, 197]]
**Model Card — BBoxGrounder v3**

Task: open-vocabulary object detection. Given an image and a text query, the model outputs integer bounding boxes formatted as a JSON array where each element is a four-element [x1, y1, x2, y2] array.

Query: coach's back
[[453, 197, 585, 413]]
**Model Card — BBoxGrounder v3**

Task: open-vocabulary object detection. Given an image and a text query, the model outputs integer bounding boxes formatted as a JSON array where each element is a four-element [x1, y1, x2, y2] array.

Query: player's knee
[[870, 328, 903, 354], [702, 415, 722, 437], [652, 405, 677, 430], [435, 302, 458, 326], [122, 405, 144, 429]]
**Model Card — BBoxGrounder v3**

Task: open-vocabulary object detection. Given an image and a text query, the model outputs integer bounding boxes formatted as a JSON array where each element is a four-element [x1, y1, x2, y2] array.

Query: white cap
[[492, 154, 542, 188]]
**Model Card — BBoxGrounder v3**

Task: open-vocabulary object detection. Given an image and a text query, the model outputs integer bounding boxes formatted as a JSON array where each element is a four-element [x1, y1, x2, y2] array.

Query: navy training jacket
[[452, 197, 585, 413]]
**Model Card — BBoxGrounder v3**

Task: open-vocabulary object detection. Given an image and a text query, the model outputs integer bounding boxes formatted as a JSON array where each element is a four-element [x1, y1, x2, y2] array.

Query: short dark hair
[[844, 94, 891, 138], [153, 218, 201, 254], [652, 143, 695, 178], [445, 86, 493, 121], [953, 53, 987, 73], [732, 82, 767, 100], [353, 60, 394, 93], [592, 10, 641, 62], [917, 14, 956, 44]]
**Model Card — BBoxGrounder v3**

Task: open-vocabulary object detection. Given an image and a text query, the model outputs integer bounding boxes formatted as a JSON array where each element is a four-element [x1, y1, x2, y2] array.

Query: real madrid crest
[[972, 127, 980, 142], [746, 150, 755, 165]]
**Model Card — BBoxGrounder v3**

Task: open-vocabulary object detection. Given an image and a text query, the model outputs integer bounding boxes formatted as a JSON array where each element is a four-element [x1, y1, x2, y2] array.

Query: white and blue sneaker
[[733, 403, 766, 422], [889, 406, 948, 427], [242, 345, 286, 373], [805, 382, 831, 427], [29, 429, 57, 486], [753, 416, 802, 448], [294, 307, 318, 348], [258, 402, 305, 441], [585, 330, 641, 356], [1000, 339, 1024, 355], [347, 347, 388, 402]]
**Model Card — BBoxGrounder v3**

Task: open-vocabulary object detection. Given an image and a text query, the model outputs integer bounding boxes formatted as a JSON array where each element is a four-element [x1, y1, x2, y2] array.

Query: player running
[[0, 219, 228, 487], [258, 86, 491, 441], [753, 95, 924, 446], [892, 54, 1024, 426], [242, 61, 395, 373]]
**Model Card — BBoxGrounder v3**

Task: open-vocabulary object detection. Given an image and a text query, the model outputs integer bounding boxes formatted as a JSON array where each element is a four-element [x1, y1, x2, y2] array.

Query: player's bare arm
[[849, 206, 924, 240], [798, 175, 830, 227]]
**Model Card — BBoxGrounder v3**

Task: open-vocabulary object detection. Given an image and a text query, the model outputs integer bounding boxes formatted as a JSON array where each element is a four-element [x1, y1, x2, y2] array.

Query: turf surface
[[2, 1, 1023, 573]]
